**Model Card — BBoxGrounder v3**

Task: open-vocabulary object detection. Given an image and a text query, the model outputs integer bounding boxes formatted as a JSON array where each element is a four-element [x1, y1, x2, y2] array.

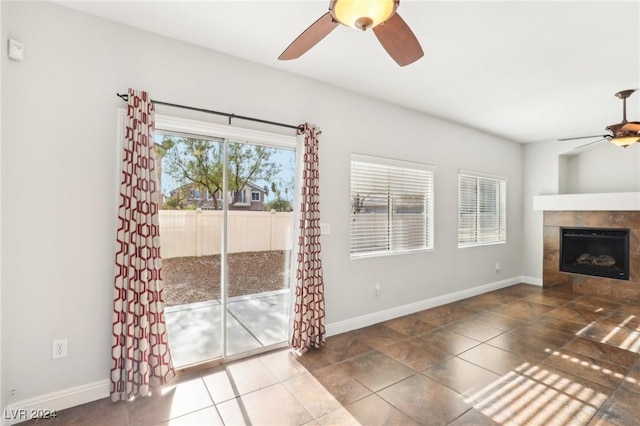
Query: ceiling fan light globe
[[610, 136, 640, 148], [331, 0, 398, 30]]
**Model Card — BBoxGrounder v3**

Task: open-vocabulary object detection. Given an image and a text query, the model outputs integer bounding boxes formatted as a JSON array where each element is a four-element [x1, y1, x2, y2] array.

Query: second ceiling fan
[[278, 0, 423, 67], [560, 89, 640, 148]]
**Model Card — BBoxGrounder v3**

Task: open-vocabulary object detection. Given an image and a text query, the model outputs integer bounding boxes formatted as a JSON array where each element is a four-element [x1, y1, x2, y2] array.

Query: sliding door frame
[[155, 114, 297, 364]]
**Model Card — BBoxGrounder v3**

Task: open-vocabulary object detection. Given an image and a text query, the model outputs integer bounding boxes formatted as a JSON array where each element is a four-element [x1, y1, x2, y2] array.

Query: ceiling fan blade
[[573, 138, 607, 150], [373, 13, 424, 66], [278, 13, 339, 60], [558, 134, 608, 141]]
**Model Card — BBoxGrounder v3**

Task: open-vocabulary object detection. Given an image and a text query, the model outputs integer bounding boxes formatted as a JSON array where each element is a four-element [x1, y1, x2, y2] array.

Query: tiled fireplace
[[543, 210, 640, 301]]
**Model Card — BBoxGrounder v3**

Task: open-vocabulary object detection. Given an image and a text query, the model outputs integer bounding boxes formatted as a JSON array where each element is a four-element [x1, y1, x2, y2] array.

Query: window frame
[[350, 153, 435, 259], [457, 169, 507, 248], [251, 191, 261, 202], [235, 190, 248, 204]]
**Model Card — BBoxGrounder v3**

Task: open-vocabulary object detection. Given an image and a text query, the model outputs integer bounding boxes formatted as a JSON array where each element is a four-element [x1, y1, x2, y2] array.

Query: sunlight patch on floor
[[467, 361, 609, 425]]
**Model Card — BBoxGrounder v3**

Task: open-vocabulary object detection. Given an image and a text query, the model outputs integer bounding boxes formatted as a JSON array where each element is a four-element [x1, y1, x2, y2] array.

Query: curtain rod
[[116, 93, 302, 132]]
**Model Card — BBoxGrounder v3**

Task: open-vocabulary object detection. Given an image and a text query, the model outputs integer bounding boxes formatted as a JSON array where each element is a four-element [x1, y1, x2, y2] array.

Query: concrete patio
[[165, 289, 291, 367]]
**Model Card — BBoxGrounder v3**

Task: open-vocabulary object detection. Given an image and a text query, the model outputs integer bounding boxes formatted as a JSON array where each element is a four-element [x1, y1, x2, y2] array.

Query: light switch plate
[[8, 39, 24, 61], [320, 223, 331, 235]]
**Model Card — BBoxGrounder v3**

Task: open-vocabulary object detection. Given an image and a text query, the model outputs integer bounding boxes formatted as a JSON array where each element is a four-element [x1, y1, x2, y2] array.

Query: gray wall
[[2, 1, 523, 404], [561, 143, 640, 194]]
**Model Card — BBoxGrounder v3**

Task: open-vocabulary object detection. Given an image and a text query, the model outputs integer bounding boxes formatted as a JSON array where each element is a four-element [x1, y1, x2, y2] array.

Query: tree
[[159, 136, 281, 210], [266, 199, 292, 212], [227, 143, 281, 205], [264, 177, 295, 212], [163, 186, 198, 210]]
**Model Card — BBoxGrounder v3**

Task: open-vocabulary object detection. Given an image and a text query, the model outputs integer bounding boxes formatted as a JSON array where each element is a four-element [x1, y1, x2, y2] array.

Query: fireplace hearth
[[560, 227, 629, 280]]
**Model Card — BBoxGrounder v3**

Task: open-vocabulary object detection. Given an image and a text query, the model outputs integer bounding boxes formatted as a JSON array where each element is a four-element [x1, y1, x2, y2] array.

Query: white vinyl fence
[[159, 210, 294, 259]]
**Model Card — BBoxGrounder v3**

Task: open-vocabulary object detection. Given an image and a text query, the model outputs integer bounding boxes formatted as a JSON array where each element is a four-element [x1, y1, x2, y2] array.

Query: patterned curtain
[[290, 123, 326, 353], [111, 89, 175, 401]]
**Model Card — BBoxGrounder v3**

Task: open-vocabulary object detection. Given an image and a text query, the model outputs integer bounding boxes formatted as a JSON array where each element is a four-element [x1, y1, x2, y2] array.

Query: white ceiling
[[57, 0, 640, 143]]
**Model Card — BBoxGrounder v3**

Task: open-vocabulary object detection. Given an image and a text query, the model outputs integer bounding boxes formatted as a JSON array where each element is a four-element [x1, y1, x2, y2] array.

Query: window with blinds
[[350, 154, 434, 258], [458, 171, 507, 247]]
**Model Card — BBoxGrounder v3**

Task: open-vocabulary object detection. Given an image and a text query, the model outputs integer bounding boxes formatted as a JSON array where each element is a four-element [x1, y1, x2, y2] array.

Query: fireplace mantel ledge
[[533, 192, 640, 211]]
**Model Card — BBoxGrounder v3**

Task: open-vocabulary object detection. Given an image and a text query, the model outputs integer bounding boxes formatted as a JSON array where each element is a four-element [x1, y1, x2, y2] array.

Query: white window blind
[[458, 171, 507, 247], [350, 154, 434, 257]]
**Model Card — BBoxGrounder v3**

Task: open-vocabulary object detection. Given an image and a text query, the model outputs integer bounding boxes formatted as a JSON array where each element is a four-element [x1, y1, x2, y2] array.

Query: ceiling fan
[[278, 0, 423, 67], [559, 89, 640, 148]]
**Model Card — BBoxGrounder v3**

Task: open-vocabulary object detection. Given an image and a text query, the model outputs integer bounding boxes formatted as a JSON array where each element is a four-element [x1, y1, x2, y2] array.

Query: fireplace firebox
[[560, 227, 629, 280]]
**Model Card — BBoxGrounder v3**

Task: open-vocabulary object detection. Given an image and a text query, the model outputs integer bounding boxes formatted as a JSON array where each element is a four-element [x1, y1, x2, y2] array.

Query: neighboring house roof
[[243, 181, 268, 193]]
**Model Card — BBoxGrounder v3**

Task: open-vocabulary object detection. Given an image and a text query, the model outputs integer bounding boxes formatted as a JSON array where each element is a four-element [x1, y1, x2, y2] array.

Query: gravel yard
[[161, 251, 290, 306]]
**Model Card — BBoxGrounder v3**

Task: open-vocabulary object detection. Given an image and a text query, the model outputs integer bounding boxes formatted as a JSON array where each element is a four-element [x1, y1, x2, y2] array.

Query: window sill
[[350, 248, 433, 260], [458, 241, 506, 249]]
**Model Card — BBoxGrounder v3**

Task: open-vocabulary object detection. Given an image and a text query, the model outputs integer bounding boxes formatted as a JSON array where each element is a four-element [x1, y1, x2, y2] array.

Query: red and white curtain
[[111, 89, 175, 401], [290, 123, 326, 353]]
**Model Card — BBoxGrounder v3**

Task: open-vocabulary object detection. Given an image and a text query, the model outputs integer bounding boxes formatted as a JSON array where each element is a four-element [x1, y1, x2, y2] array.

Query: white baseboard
[[326, 276, 524, 336], [3, 276, 538, 422], [3, 380, 109, 425], [520, 276, 543, 286]]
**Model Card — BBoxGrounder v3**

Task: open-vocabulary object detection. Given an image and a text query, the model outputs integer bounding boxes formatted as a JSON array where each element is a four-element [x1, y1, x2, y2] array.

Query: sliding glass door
[[157, 132, 226, 367], [225, 140, 296, 357], [154, 119, 296, 368]]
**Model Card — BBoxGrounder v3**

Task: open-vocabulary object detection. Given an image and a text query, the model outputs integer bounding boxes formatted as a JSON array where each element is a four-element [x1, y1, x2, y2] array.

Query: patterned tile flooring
[[23, 284, 640, 425]]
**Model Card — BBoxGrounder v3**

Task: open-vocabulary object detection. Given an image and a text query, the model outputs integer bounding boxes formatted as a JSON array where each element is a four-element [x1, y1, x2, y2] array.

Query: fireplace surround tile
[[573, 277, 612, 299], [611, 282, 640, 302], [630, 254, 640, 281], [543, 211, 574, 226], [632, 230, 640, 256], [543, 250, 560, 272], [543, 211, 640, 301], [573, 211, 611, 227], [543, 226, 557, 251]]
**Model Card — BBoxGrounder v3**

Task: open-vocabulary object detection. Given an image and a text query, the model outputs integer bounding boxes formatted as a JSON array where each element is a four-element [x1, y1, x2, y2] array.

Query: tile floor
[[24, 284, 640, 425]]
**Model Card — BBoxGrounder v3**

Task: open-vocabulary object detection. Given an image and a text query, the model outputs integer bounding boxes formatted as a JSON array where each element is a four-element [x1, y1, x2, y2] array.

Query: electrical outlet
[[52, 339, 68, 359], [495, 262, 501, 273], [374, 284, 381, 296]]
